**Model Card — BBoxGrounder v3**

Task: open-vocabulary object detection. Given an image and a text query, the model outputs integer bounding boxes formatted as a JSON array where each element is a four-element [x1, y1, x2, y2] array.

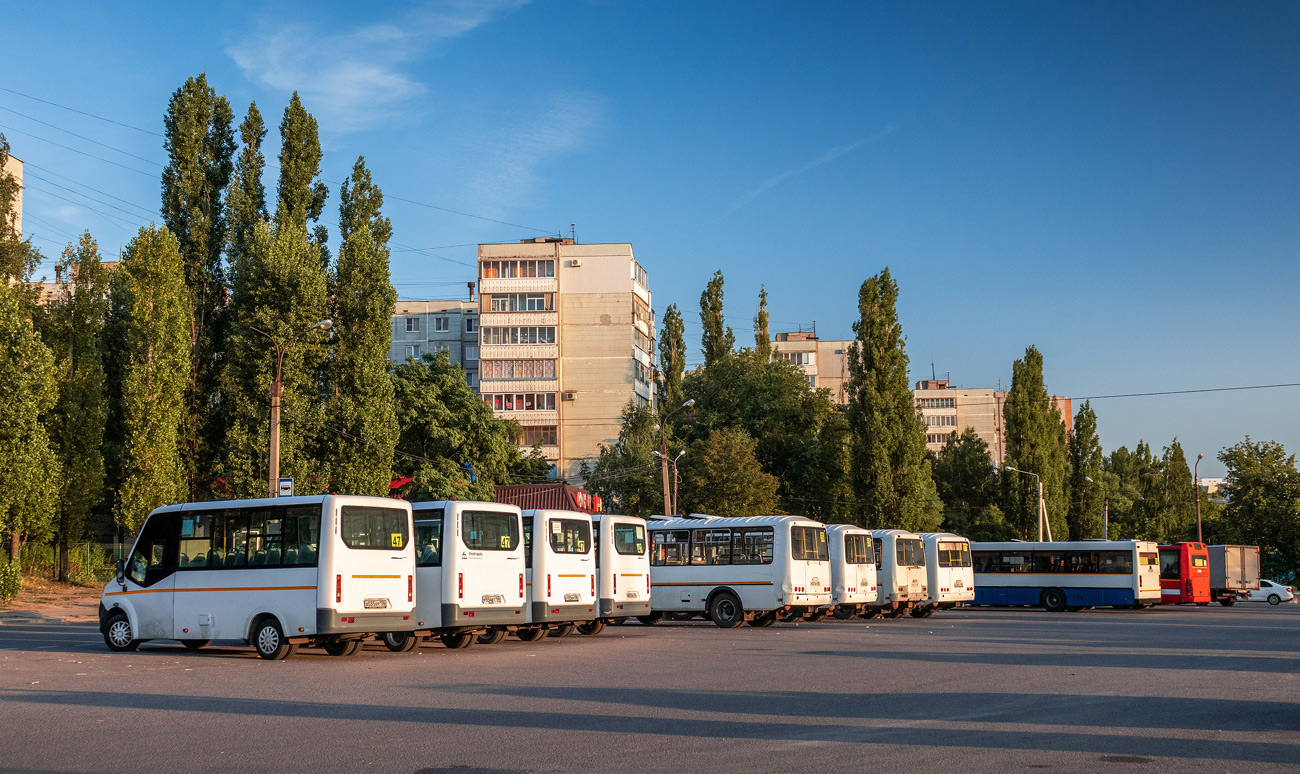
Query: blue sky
[[3, 1, 1298, 476]]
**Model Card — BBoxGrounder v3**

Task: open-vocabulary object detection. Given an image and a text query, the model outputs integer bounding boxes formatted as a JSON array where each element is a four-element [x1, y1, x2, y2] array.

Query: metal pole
[[658, 428, 671, 517], [268, 348, 283, 498], [1103, 496, 1109, 540], [1195, 454, 1204, 543]]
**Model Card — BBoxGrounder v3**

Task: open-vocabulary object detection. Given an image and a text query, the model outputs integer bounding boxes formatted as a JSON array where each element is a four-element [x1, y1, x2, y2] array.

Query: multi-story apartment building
[[478, 237, 653, 480], [913, 379, 1072, 466], [390, 297, 481, 388], [1, 149, 21, 234], [769, 331, 853, 404]]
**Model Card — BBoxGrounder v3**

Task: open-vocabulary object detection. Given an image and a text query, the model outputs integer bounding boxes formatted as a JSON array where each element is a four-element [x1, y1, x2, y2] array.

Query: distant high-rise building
[[913, 379, 1073, 466], [769, 331, 852, 404], [390, 297, 481, 387]]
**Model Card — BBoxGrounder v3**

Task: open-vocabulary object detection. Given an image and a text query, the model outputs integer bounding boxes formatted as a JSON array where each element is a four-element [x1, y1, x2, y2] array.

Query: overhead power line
[[0, 86, 162, 136], [0, 104, 162, 167], [0, 122, 155, 177]]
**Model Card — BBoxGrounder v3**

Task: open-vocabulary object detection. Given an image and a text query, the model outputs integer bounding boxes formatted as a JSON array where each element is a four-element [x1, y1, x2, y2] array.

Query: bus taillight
[[646, 574, 650, 594], [591, 574, 595, 597], [519, 573, 524, 598], [547, 574, 552, 598], [458, 572, 464, 600], [613, 573, 617, 595], [336, 574, 342, 604], [408, 575, 414, 603]]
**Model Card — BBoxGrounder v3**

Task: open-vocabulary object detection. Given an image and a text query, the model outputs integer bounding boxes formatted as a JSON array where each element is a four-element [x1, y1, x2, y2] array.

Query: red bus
[[1158, 542, 1211, 605]]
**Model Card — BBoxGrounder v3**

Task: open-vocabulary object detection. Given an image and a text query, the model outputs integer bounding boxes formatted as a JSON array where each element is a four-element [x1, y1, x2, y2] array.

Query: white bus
[[518, 509, 599, 640], [869, 529, 928, 618], [380, 501, 527, 651], [587, 513, 651, 633], [99, 495, 414, 660], [917, 532, 975, 613], [823, 524, 878, 619], [969, 540, 1162, 611], [646, 515, 831, 628]]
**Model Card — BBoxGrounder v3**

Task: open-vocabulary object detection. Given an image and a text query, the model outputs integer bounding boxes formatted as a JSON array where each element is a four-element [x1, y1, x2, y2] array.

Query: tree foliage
[[753, 285, 771, 362], [699, 270, 734, 367], [1067, 400, 1104, 540], [679, 427, 781, 517], [844, 268, 941, 531], [587, 403, 664, 517], [1218, 439, 1300, 580], [1001, 346, 1068, 540], [657, 303, 685, 409], [275, 92, 329, 258]]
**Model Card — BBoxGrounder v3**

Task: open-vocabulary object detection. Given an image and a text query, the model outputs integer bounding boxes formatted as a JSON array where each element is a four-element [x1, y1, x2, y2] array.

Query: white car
[[1246, 579, 1296, 605]]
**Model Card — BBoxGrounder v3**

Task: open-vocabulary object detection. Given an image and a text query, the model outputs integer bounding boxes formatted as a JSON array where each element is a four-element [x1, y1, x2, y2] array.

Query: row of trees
[[588, 268, 1300, 581], [0, 76, 545, 577]]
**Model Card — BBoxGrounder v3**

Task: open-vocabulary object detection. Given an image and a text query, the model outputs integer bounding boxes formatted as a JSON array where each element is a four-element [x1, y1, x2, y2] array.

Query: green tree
[[0, 134, 42, 303], [392, 351, 530, 501], [933, 428, 998, 512], [1067, 400, 1104, 540], [326, 157, 398, 496], [657, 303, 686, 409], [275, 93, 329, 259], [844, 268, 941, 531], [679, 427, 781, 517], [161, 74, 235, 498], [111, 226, 192, 535], [699, 270, 734, 367], [587, 403, 664, 517], [753, 285, 771, 362], [44, 233, 109, 579], [226, 102, 269, 287], [0, 282, 60, 560], [1219, 438, 1300, 580], [1001, 346, 1068, 540]]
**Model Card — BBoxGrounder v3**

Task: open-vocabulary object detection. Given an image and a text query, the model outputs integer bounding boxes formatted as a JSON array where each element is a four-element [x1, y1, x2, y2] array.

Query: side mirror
[[115, 559, 125, 586]]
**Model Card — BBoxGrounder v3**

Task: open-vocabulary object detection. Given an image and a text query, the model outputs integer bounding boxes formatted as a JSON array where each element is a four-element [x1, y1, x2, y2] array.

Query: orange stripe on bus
[[351, 574, 401, 579], [650, 581, 773, 587], [619, 573, 644, 577], [557, 574, 587, 578]]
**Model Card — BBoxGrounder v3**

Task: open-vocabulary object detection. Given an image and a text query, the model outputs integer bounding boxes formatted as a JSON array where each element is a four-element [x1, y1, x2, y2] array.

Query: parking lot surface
[[2, 604, 1298, 772]]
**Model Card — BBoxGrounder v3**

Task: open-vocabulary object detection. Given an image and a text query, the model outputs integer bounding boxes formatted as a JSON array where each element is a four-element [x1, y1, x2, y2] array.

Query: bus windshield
[[340, 505, 409, 550], [844, 534, 873, 565], [549, 518, 591, 554], [937, 541, 971, 568], [462, 510, 519, 551]]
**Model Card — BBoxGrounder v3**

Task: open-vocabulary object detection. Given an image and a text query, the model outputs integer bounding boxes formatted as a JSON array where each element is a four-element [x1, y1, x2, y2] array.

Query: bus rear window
[[897, 538, 925, 567], [548, 518, 590, 554], [790, 527, 829, 561], [937, 541, 971, 568], [463, 510, 519, 551], [1191, 555, 1208, 568], [614, 524, 646, 556], [415, 517, 442, 566], [844, 534, 872, 565], [341, 506, 409, 550], [1139, 552, 1159, 567]]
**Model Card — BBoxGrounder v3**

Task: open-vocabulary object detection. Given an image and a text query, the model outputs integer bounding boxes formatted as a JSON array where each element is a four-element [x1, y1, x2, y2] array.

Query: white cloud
[[228, 0, 529, 134], [728, 124, 901, 214]]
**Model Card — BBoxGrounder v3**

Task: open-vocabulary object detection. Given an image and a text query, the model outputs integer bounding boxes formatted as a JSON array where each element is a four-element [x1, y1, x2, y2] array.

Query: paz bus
[[823, 524, 878, 619], [645, 515, 831, 627], [918, 532, 975, 613], [869, 529, 929, 618], [969, 540, 1162, 611], [518, 509, 599, 640], [589, 513, 651, 631], [1157, 542, 1211, 605], [99, 495, 414, 660]]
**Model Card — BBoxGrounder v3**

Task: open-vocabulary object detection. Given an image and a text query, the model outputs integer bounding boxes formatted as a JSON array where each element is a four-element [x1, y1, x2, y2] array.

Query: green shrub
[[0, 560, 20, 602]]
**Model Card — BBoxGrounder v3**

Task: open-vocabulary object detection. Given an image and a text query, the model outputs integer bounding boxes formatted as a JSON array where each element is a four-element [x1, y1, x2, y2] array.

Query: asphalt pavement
[[1, 604, 1298, 772]]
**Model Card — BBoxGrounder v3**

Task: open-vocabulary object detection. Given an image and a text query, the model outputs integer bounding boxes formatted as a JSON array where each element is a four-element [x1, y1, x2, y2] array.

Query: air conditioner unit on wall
[[569, 259, 582, 267], [562, 390, 578, 401]]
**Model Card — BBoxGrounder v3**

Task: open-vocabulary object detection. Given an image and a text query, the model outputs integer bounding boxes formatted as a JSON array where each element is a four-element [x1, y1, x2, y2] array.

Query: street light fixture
[[1005, 465, 1052, 542], [658, 399, 695, 516], [251, 319, 332, 497]]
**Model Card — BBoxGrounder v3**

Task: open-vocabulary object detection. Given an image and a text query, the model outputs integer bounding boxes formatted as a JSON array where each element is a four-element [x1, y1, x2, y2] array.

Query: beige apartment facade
[[478, 238, 653, 481], [2, 149, 21, 235], [913, 379, 1072, 467], [769, 331, 852, 404]]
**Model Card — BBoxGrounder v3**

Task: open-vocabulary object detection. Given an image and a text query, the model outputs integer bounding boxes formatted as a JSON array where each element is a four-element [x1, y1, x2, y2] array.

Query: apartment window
[[633, 360, 651, 385], [807, 375, 817, 388], [465, 372, 477, 388], [480, 360, 556, 380], [780, 351, 814, 366], [923, 415, 957, 428], [916, 398, 956, 409], [487, 293, 552, 312], [927, 433, 955, 445], [405, 345, 421, 359], [465, 317, 478, 333], [521, 426, 558, 446], [483, 393, 557, 412], [463, 344, 479, 362], [480, 260, 556, 279], [481, 326, 556, 345], [433, 317, 449, 332], [634, 329, 653, 354], [634, 262, 649, 289], [405, 317, 420, 332]]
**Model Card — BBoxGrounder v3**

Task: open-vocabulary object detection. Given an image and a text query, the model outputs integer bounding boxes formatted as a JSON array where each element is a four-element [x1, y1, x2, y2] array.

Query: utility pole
[[657, 399, 694, 516], [252, 319, 332, 497]]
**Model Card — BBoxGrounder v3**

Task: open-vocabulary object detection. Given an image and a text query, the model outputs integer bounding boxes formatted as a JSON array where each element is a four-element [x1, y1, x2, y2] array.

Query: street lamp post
[[654, 449, 687, 516], [658, 399, 694, 516], [251, 319, 332, 497], [1195, 454, 1204, 544], [1005, 465, 1052, 542]]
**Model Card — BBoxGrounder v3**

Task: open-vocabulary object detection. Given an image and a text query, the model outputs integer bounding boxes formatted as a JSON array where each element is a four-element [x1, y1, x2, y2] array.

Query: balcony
[[481, 311, 558, 327], [493, 409, 559, 425], [481, 344, 559, 361], [480, 277, 558, 294]]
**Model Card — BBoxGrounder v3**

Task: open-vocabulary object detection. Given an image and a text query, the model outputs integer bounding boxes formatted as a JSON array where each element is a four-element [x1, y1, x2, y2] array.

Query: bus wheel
[[576, 620, 606, 636], [610, 617, 628, 626], [323, 639, 362, 657], [860, 609, 881, 620], [1219, 598, 1235, 607], [832, 607, 855, 620], [1041, 589, 1068, 613], [440, 632, 476, 649], [181, 639, 211, 650], [708, 592, 744, 628], [909, 607, 934, 619], [103, 613, 141, 653], [549, 623, 576, 638], [382, 632, 422, 652], [747, 610, 777, 627], [636, 612, 664, 626], [514, 627, 546, 642], [477, 627, 508, 645], [804, 611, 828, 623], [253, 619, 294, 660]]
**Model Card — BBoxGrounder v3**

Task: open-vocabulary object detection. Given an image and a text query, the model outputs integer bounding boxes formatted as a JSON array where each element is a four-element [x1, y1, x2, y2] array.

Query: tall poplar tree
[[45, 233, 109, 579], [699, 270, 734, 367], [275, 93, 329, 259], [326, 157, 397, 495], [112, 226, 191, 535], [844, 268, 941, 531], [226, 102, 268, 284], [1001, 346, 1069, 540], [161, 74, 235, 498], [754, 285, 771, 362], [657, 303, 685, 409], [1067, 400, 1104, 540]]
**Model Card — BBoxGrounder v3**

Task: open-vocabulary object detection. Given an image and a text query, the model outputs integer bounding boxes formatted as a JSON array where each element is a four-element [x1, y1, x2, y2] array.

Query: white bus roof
[[646, 514, 823, 529], [917, 532, 970, 542], [970, 540, 1157, 551], [411, 500, 519, 513], [149, 494, 408, 515], [825, 523, 871, 535]]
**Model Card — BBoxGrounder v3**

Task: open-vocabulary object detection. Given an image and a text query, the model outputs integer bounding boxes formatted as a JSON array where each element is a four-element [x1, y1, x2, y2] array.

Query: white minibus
[[869, 529, 928, 618], [970, 540, 1162, 611], [99, 495, 414, 660], [587, 513, 651, 633], [917, 532, 975, 614], [380, 500, 526, 651], [824, 524, 878, 619], [646, 515, 831, 628], [518, 509, 599, 640]]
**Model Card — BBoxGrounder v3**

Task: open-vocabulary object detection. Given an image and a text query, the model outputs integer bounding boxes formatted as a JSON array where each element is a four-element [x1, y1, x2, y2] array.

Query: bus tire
[[1041, 588, 1067, 613], [747, 610, 778, 627], [548, 623, 576, 638], [103, 612, 141, 653], [909, 607, 934, 619], [1219, 598, 1235, 607], [322, 639, 362, 657], [708, 592, 744, 628], [832, 607, 855, 620], [440, 632, 476, 649], [181, 639, 211, 650], [477, 626, 508, 645], [576, 620, 606, 636], [804, 611, 827, 623], [253, 619, 293, 660], [382, 632, 421, 652], [514, 626, 546, 642], [636, 612, 664, 626]]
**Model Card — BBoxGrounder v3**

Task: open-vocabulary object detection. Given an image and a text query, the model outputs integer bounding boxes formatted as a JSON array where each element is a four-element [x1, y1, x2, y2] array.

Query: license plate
[[363, 598, 389, 609], [563, 593, 581, 602], [626, 591, 639, 599], [955, 580, 964, 588], [481, 594, 505, 605]]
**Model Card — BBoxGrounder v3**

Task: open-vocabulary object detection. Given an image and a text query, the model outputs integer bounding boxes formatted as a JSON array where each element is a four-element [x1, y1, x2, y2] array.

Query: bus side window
[[522, 516, 532, 569], [283, 505, 321, 566]]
